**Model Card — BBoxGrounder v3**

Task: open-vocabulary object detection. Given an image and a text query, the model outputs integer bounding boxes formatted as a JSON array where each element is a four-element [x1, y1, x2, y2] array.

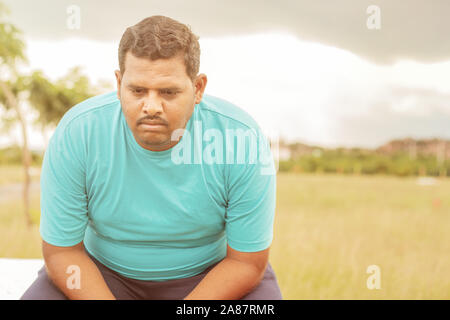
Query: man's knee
[[240, 263, 283, 300], [20, 265, 67, 300]]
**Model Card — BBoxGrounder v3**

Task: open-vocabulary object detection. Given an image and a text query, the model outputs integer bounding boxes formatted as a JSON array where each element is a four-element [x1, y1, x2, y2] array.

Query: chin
[[140, 136, 172, 148]]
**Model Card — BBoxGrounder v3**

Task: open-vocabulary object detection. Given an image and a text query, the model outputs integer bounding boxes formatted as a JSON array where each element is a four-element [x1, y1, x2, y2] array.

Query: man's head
[[115, 15, 207, 151]]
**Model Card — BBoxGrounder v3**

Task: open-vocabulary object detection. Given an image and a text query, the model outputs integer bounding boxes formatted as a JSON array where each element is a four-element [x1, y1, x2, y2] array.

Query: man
[[21, 15, 282, 300]]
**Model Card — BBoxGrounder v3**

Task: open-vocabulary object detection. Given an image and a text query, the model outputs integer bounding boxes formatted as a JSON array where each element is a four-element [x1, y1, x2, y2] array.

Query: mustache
[[137, 116, 168, 126]]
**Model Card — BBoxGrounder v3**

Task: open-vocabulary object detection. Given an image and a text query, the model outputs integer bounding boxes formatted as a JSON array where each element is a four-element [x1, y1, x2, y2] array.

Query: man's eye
[[160, 89, 178, 96], [132, 88, 145, 94]]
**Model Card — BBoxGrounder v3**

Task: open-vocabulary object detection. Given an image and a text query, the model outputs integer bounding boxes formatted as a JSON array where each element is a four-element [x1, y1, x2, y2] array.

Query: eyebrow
[[126, 84, 182, 91]]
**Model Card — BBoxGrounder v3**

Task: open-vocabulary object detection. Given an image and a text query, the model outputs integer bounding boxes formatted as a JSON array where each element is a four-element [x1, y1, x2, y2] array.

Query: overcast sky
[[1, 0, 450, 150]]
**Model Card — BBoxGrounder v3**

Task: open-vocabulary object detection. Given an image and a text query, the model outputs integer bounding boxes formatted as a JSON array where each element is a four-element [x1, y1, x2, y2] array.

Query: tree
[[0, 3, 32, 226], [0, 2, 100, 226], [28, 67, 95, 132]]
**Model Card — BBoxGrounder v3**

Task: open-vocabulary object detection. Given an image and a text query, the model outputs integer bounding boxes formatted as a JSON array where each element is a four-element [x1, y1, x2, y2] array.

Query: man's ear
[[114, 70, 122, 100], [194, 73, 207, 104]]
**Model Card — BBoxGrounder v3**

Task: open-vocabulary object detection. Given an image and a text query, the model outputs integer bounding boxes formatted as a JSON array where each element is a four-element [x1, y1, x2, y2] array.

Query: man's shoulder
[[199, 95, 262, 134], [56, 91, 119, 132]]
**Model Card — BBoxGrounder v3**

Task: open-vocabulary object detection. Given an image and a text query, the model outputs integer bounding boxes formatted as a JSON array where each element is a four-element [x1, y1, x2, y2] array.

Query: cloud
[[192, 35, 450, 149], [328, 86, 450, 148], [2, 3, 450, 150], [388, 86, 450, 116], [2, 0, 450, 65]]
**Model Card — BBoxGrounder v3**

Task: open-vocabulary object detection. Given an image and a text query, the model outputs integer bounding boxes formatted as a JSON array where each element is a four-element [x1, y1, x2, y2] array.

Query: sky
[[1, 0, 450, 150]]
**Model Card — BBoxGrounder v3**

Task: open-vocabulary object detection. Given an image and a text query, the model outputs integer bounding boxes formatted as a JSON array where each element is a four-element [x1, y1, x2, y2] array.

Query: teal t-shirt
[[39, 91, 276, 281]]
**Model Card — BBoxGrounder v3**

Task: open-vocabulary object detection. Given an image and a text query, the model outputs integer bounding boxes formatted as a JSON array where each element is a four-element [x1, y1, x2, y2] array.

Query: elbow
[[42, 239, 85, 264]]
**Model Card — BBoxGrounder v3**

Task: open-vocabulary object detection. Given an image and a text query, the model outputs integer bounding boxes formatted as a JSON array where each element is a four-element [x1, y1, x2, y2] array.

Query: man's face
[[115, 52, 207, 151]]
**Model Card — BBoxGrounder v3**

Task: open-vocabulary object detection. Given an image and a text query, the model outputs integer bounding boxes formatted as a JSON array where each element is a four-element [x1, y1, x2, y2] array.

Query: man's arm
[[42, 240, 116, 300], [183, 244, 269, 300]]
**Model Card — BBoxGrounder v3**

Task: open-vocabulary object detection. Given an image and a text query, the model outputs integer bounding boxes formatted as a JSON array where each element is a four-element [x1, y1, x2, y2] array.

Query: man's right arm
[[42, 240, 116, 300]]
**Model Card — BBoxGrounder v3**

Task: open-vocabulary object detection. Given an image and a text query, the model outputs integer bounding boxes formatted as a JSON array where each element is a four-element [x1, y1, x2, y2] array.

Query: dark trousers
[[20, 251, 283, 300]]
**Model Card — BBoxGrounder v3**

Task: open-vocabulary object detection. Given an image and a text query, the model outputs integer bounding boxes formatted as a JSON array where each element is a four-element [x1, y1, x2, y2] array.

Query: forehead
[[122, 52, 190, 87]]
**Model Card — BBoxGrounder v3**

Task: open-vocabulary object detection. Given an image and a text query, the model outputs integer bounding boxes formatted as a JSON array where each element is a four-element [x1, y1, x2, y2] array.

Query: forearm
[[184, 257, 265, 300], [44, 246, 116, 300]]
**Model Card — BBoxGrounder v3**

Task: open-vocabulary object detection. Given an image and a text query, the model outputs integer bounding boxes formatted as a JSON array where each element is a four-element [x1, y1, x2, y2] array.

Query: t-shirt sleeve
[[39, 121, 89, 247], [225, 130, 277, 252]]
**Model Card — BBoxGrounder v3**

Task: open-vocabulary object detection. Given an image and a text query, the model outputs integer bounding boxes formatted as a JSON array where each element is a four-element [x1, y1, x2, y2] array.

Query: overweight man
[[21, 15, 282, 300]]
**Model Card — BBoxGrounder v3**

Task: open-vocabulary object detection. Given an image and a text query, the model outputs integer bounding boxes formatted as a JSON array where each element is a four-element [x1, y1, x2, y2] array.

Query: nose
[[141, 91, 163, 116]]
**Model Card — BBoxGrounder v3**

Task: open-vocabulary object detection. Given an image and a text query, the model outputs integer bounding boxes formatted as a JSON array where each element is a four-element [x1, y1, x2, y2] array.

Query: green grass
[[271, 173, 450, 299], [0, 165, 41, 186], [1, 165, 449, 299], [0, 165, 42, 258], [0, 193, 41, 258]]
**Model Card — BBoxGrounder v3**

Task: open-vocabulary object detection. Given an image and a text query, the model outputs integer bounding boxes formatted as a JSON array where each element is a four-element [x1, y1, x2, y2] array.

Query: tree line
[[279, 149, 449, 177]]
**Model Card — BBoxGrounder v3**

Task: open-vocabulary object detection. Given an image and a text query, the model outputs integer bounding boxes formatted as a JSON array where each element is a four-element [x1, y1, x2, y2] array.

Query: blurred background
[[0, 0, 449, 299]]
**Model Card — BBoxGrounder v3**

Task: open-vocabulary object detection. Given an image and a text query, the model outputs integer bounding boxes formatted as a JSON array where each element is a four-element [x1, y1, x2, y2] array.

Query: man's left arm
[[184, 244, 269, 300]]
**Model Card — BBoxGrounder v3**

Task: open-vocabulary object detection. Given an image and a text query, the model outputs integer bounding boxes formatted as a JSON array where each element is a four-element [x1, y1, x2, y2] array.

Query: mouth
[[139, 121, 167, 131]]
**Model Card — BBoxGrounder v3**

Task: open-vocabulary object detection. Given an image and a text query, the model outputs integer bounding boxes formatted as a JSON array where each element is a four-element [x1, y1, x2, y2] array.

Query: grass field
[[1, 165, 449, 299], [271, 173, 450, 299], [0, 165, 41, 186]]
